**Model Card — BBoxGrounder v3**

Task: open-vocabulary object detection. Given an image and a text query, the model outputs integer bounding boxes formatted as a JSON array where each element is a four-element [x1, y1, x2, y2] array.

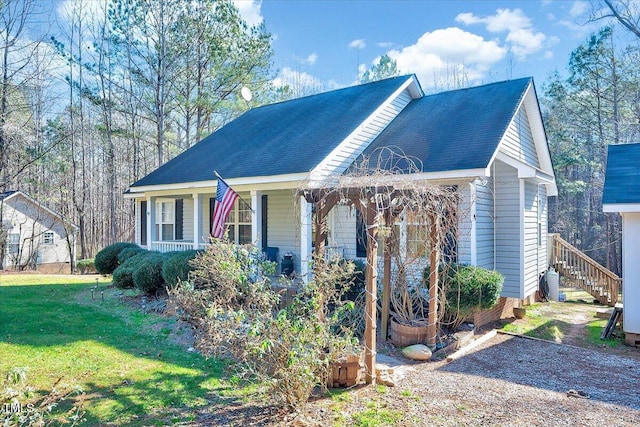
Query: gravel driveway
[[290, 333, 640, 427]]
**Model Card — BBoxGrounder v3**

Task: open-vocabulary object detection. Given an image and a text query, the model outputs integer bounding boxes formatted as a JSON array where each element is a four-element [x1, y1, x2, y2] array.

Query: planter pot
[[389, 319, 429, 347], [328, 353, 362, 388], [513, 307, 526, 319]]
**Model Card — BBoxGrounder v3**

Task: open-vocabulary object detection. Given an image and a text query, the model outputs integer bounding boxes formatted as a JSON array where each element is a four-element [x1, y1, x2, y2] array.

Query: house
[[125, 75, 557, 306], [603, 142, 640, 345], [0, 191, 78, 273]]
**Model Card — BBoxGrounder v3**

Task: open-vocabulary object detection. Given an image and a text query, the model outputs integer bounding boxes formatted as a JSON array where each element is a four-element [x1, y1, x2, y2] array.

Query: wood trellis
[[302, 184, 449, 384]]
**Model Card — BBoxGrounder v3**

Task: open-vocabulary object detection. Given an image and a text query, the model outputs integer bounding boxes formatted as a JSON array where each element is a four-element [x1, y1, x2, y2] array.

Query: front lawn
[[0, 274, 241, 426]]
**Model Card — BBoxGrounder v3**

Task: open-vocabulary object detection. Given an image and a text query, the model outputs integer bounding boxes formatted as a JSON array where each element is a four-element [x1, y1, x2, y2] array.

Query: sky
[[27, 0, 628, 95], [232, 0, 615, 92]]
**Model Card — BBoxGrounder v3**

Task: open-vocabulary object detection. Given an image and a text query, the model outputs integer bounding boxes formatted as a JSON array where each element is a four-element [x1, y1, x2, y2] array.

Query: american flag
[[211, 176, 238, 239]]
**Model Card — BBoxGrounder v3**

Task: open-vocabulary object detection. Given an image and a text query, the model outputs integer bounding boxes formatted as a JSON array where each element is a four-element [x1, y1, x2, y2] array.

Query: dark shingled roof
[[0, 190, 17, 201], [603, 143, 640, 205], [131, 75, 413, 188], [359, 77, 532, 172]]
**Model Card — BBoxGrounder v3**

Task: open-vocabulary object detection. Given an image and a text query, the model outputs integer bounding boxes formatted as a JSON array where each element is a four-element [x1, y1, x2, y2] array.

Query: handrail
[[549, 233, 621, 306]]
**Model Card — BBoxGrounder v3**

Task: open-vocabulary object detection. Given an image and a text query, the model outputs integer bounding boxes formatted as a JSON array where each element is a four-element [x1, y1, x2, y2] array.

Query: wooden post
[[363, 199, 379, 384], [427, 214, 439, 347], [381, 210, 392, 342]]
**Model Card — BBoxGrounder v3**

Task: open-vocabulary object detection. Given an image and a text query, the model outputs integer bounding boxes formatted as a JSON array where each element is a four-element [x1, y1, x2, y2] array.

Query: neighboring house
[[126, 75, 557, 304], [603, 142, 640, 344], [0, 191, 78, 273]]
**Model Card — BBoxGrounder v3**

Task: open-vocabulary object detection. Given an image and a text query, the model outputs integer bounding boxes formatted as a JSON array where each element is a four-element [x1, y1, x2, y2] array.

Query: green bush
[[117, 246, 147, 264], [426, 264, 503, 328], [112, 252, 148, 289], [133, 252, 167, 294], [162, 250, 201, 289], [95, 242, 139, 274], [76, 258, 95, 274]]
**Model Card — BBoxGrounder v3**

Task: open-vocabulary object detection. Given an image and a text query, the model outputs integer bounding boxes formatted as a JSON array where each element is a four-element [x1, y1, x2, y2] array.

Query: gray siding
[[523, 181, 539, 297], [265, 190, 301, 272], [312, 89, 413, 180], [500, 108, 540, 168], [135, 199, 142, 246], [494, 161, 522, 298], [475, 178, 495, 270], [182, 198, 194, 241], [538, 185, 548, 275], [457, 184, 472, 265], [328, 205, 357, 259]]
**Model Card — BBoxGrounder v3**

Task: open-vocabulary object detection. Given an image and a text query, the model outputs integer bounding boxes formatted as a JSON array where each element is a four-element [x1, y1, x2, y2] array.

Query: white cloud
[[272, 67, 324, 95], [349, 39, 366, 49], [377, 41, 394, 49], [233, 0, 263, 27], [305, 53, 318, 65], [456, 8, 547, 59], [387, 27, 506, 87], [570, 1, 589, 17]]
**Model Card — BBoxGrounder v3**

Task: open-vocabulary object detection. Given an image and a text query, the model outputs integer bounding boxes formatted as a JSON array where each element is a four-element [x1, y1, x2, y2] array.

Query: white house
[[1, 191, 78, 273], [603, 142, 640, 345], [125, 75, 557, 306]]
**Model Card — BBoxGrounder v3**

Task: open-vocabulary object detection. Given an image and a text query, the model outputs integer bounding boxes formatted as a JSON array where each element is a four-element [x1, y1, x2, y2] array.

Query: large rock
[[401, 344, 432, 361]]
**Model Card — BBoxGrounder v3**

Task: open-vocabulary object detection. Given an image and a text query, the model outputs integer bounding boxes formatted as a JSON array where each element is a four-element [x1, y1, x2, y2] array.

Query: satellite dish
[[240, 86, 253, 102]]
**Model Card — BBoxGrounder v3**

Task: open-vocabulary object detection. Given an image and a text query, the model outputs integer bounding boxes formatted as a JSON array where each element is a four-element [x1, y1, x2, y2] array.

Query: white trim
[[251, 190, 262, 248], [604, 203, 640, 213], [519, 178, 525, 299], [126, 172, 309, 195], [1, 191, 79, 231], [311, 168, 489, 189], [192, 193, 202, 250], [299, 196, 313, 283]]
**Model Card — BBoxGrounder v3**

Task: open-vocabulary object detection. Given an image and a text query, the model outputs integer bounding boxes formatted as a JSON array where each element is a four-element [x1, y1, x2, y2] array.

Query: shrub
[[117, 246, 146, 264], [112, 252, 148, 289], [95, 242, 139, 274], [429, 264, 504, 329], [76, 258, 95, 274], [132, 252, 167, 294], [169, 242, 361, 409], [161, 250, 201, 289]]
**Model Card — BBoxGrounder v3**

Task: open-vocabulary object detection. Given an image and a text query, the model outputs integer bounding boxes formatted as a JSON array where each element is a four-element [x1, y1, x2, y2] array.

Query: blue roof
[[359, 77, 532, 172], [603, 143, 640, 205], [131, 75, 413, 187]]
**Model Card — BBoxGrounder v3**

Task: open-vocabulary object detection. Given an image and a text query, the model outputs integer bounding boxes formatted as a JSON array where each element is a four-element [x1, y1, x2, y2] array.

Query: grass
[[586, 319, 625, 348], [500, 304, 565, 343], [351, 401, 402, 427], [0, 274, 245, 426]]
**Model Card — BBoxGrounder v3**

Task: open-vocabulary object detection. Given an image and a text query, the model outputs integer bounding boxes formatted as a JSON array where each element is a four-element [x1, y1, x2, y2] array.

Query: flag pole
[[213, 170, 255, 213]]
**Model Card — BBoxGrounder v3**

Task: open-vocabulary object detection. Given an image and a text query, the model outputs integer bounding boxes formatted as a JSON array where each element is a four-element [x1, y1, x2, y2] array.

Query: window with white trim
[[43, 231, 54, 245], [7, 233, 19, 254], [225, 199, 252, 245], [155, 200, 175, 240]]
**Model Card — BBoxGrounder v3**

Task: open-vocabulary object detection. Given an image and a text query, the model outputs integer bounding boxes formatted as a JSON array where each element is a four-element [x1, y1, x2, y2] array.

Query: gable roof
[[603, 143, 640, 210], [359, 77, 532, 173], [131, 75, 416, 188], [0, 190, 79, 230]]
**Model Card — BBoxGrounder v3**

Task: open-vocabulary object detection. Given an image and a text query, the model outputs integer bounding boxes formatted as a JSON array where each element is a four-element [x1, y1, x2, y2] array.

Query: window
[[7, 233, 19, 254], [225, 199, 252, 245], [43, 231, 54, 245], [155, 201, 175, 240]]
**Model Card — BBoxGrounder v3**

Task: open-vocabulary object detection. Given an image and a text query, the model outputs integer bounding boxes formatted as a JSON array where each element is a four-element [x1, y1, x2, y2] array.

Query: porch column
[[299, 196, 313, 283], [363, 199, 379, 384], [147, 196, 156, 251], [251, 190, 263, 249], [192, 193, 202, 249], [427, 214, 440, 348]]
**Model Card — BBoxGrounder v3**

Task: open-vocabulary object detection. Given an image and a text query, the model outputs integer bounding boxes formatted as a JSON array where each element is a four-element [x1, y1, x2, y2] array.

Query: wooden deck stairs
[[548, 234, 621, 307]]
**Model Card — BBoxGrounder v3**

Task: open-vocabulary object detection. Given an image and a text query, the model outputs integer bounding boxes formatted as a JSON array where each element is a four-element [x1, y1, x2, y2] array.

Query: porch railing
[[548, 233, 621, 306], [151, 241, 195, 253]]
